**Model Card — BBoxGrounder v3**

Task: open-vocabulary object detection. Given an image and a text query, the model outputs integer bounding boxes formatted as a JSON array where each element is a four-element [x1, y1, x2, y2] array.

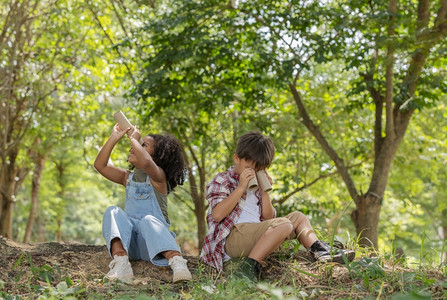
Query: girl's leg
[[138, 215, 181, 265], [102, 206, 134, 258], [102, 206, 134, 281], [162, 250, 182, 260], [139, 215, 191, 282], [111, 238, 128, 257]]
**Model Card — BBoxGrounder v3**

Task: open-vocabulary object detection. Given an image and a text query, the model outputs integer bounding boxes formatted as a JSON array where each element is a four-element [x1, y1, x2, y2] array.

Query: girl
[[94, 124, 192, 283]]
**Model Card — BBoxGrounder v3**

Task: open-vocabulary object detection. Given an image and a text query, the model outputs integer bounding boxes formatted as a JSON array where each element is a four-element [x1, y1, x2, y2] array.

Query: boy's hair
[[149, 134, 187, 193], [236, 131, 275, 170]]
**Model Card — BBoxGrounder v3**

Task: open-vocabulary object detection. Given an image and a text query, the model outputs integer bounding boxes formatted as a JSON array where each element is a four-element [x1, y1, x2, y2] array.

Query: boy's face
[[233, 154, 264, 174]]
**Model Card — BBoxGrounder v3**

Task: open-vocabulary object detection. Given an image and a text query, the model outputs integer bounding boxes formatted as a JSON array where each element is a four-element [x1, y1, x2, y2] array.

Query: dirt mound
[[0, 236, 320, 294], [0, 236, 202, 286], [0, 236, 372, 298]]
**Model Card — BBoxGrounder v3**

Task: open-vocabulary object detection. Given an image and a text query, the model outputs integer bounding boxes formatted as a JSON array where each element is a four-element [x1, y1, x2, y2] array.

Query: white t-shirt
[[224, 190, 261, 261], [235, 190, 261, 224]]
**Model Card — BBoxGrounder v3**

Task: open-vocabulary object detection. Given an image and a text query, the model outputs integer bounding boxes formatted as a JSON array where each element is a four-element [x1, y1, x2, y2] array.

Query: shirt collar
[[227, 166, 240, 181]]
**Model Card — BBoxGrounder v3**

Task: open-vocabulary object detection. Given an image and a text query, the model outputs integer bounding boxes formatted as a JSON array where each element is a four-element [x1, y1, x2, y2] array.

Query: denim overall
[[102, 173, 181, 266]]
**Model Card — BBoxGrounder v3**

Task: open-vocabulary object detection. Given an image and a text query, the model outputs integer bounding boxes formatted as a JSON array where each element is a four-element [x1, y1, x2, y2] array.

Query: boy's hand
[[238, 168, 255, 190]]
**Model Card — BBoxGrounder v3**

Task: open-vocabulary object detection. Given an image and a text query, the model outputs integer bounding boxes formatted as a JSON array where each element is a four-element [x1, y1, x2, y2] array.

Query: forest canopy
[[0, 0, 446, 267]]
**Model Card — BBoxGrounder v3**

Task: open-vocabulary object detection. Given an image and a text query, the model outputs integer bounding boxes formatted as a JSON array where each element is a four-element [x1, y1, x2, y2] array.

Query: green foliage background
[[2, 0, 445, 267]]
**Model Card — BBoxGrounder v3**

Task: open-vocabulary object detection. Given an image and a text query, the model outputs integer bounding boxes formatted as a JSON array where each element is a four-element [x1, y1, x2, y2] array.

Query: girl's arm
[[260, 171, 275, 220], [128, 129, 167, 193], [94, 124, 130, 186]]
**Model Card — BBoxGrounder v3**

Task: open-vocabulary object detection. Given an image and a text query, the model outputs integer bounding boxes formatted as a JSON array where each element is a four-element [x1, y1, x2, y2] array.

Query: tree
[[1, 0, 134, 240], [0, 0, 61, 238], [384, 101, 447, 261], [131, 0, 447, 248]]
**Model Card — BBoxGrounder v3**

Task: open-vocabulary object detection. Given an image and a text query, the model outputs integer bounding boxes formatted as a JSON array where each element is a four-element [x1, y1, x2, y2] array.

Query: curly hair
[[148, 134, 187, 193]]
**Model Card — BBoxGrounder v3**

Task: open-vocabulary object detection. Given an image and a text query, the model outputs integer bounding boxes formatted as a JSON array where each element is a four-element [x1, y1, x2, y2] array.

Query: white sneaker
[[168, 256, 192, 283], [106, 255, 134, 282]]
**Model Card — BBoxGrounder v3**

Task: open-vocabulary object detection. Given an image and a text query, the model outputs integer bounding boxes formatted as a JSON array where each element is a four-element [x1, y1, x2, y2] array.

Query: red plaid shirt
[[200, 166, 267, 270]]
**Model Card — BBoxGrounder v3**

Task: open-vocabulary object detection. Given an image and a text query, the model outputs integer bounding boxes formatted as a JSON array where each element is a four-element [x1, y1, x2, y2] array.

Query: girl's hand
[[111, 123, 130, 140], [238, 168, 255, 190], [129, 126, 141, 141]]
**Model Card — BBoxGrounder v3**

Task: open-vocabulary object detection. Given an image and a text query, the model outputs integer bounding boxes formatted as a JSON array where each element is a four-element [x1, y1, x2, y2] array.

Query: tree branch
[[179, 131, 203, 207], [361, 53, 384, 160], [273, 161, 365, 206], [384, 0, 397, 139], [88, 3, 136, 85], [434, 0, 447, 32], [289, 83, 359, 202], [171, 190, 195, 212]]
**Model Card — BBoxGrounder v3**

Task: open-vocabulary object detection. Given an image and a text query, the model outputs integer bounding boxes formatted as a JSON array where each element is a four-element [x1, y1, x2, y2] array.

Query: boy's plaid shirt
[[200, 166, 265, 270]]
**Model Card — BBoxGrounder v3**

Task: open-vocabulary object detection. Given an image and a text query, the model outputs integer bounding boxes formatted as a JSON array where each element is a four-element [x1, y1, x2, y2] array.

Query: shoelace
[[108, 260, 117, 269], [170, 257, 187, 271]]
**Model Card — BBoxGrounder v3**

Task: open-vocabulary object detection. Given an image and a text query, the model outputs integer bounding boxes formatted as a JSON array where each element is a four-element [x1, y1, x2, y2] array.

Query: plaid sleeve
[[206, 173, 232, 209]]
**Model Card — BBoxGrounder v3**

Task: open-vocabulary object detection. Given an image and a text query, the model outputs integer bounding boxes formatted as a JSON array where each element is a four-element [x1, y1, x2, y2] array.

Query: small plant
[[346, 256, 386, 289]]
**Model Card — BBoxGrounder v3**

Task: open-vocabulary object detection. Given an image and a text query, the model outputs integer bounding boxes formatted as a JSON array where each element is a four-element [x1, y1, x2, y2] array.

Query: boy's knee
[[290, 211, 308, 223], [274, 221, 294, 237]]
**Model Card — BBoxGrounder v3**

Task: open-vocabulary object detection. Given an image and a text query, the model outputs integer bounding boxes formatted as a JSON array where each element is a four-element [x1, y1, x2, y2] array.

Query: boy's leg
[[284, 211, 318, 247], [225, 219, 294, 282], [225, 218, 294, 260], [248, 223, 293, 261], [285, 211, 355, 263]]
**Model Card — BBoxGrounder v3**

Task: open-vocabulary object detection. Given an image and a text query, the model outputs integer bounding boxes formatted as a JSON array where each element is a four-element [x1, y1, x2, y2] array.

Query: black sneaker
[[233, 257, 261, 283], [309, 240, 355, 264]]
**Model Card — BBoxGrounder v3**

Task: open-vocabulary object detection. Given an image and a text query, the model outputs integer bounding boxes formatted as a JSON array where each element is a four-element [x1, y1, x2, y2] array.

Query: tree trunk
[[56, 218, 62, 242], [183, 136, 208, 250], [23, 154, 46, 242], [0, 148, 19, 238], [440, 208, 447, 264], [36, 215, 46, 242], [0, 174, 14, 238], [442, 225, 446, 264], [194, 194, 207, 250], [351, 194, 382, 248]]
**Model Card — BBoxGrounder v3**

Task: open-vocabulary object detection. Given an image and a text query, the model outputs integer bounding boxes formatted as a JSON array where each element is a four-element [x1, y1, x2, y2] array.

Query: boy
[[200, 131, 355, 282]]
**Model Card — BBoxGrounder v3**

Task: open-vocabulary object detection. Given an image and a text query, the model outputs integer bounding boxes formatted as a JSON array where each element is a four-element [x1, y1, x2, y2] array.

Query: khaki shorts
[[224, 211, 302, 258]]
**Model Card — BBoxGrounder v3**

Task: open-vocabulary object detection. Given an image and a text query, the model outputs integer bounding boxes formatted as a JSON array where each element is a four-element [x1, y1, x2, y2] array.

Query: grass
[[1, 240, 446, 300]]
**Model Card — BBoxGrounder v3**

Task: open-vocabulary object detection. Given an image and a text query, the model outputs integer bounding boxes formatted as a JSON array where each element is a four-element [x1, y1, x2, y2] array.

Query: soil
[[0, 236, 349, 297], [1, 237, 445, 299]]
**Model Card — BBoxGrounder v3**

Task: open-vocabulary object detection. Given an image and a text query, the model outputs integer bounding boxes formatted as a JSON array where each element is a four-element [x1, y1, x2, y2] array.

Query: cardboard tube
[[257, 170, 272, 192], [248, 176, 258, 191], [113, 111, 142, 144], [114, 111, 133, 130]]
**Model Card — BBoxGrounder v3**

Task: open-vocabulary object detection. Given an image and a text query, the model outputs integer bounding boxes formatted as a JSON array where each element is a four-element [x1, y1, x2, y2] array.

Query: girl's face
[[141, 136, 155, 156], [128, 136, 155, 165]]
